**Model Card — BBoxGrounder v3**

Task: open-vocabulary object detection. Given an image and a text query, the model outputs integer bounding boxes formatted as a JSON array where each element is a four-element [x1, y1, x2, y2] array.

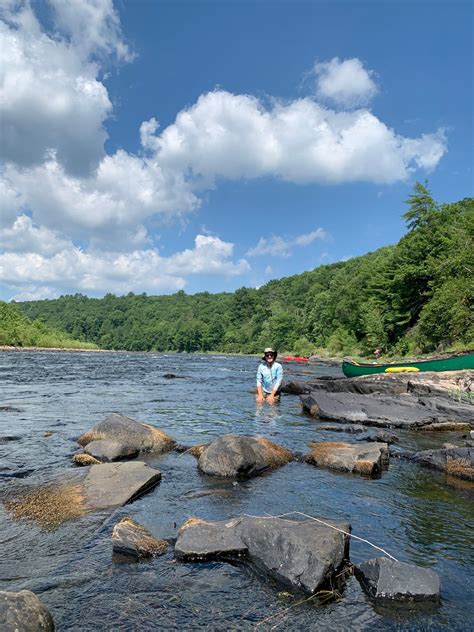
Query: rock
[[300, 391, 473, 429], [163, 373, 180, 379], [416, 422, 471, 432], [355, 557, 440, 602], [280, 380, 311, 395], [4, 462, 162, 529], [73, 453, 101, 466], [197, 435, 293, 478], [0, 405, 23, 412], [0, 589, 54, 631], [83, 440, 139, 462], [0, 435, 22, 443], [399, 446, 473, 481], [175, 516, 351, 594], [355, 430, 398, 444], [305, 441, 389, 477], [77, 413, 176, 454], [84, 462, 162, 509], [42, 432, 54, 438], [318, 424, 366, 434], [112, 517, 168, 559]]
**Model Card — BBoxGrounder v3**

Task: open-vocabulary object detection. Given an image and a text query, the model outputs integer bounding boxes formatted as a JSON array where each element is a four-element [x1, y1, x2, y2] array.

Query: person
[[256, 348, 283, 404], [374, 347, 382, 360]]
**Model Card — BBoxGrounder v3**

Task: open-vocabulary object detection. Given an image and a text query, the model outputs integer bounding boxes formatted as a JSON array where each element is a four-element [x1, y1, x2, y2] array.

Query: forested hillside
[[0, 302, 97, 349], [18, 185, 473, 356]]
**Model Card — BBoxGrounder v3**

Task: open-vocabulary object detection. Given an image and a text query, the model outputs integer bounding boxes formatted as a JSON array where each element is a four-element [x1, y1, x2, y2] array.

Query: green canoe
[[342, 352, 474, 377]]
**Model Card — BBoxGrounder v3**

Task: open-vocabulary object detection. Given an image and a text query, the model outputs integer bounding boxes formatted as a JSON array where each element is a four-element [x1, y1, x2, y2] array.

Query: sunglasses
[[265, 353, 275, 357]]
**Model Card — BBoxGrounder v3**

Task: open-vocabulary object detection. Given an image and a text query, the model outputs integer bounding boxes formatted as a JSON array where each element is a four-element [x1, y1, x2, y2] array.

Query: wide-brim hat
[[262, 347, 277, 360]]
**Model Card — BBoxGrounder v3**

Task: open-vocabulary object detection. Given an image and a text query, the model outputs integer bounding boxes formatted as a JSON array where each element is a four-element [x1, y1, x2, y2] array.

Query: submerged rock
[[355, 557, 440, 602], [305, 441, 389, 477], [355, 430, 398, 444], [398, 446, 474, 481], [84, 440, 139, 462], [4, 462, 161, 529], [197, 434, 293, 478], [77, 413, 176, 454], [0, 405, 23, 413], [175, 516, 351, 594], [0, 589, 54, 631], [318, 424, 366, 434], [112, 517, 168, 559]]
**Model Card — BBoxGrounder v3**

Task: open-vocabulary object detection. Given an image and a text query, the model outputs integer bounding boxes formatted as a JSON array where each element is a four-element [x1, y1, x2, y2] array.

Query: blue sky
[[0, 0, 472, 300]]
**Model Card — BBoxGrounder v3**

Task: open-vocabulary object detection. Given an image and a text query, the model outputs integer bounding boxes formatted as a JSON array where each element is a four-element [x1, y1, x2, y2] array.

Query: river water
[[0, 351, 473, 631]]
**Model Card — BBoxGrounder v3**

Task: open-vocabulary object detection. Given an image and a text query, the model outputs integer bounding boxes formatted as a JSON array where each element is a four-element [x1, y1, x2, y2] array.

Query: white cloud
[[0, 233, 250, 298], [49, 0, 133, 62], [247, 228, 328, 257], [154, 90, 446, 185], [0, 214, 70, 255], [313, 57, 378, 107]]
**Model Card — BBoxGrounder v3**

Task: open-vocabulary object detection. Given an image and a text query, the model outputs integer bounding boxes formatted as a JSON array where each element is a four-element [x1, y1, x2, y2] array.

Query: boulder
[[4, 462, 161, 529], [305, 441, 389, 477], [355, 557, 440, 602], [197, 434, 293, 478], [112, 517, 168, 559], [0, 405, 23, 413], [300, 392, 473, 428], [398, 446, 473, 481], [0, 589, 54, 631], [175, 516, 351, 594], [77, 413, 175, 454], [280, 380, 311, 395], [0, 435, 22, 443], [83, 440, 139, 462]]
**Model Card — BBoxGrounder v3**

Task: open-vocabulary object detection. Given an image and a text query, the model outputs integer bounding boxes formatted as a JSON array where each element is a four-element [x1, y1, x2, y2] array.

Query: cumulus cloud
[[154, 90, 446, 185], [247, 228, 328, 257], [0, 2, 114, 175], [0, 214, 70, 255], [0, 233, 250, 298], [49, 0, 134, 62], [313, 57, 378, 107]]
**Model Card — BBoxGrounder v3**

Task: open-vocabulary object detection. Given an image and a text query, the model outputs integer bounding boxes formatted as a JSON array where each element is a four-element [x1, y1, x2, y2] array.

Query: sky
[[0, 0, 472, 301]]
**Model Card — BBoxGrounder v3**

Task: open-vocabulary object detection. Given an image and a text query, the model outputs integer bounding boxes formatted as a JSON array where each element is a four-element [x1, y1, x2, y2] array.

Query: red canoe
[[281, 356, 309, 363]]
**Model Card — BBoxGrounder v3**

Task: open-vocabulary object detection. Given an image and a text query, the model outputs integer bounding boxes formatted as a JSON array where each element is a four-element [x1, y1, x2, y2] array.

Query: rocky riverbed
[[0, 352, 473, 630]]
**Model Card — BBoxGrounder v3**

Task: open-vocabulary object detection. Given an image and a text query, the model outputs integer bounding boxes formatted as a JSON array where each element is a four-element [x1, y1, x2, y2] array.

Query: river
[[1, 351, 473, 630]]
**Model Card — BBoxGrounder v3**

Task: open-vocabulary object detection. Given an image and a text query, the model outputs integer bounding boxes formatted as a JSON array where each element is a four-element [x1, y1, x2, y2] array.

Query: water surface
[[1, 351, 473, 630]]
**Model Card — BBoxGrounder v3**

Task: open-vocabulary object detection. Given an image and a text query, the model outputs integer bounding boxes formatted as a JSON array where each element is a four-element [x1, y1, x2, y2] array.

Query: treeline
[[0, 302, 97, 349], [17, 184, 473, 356]]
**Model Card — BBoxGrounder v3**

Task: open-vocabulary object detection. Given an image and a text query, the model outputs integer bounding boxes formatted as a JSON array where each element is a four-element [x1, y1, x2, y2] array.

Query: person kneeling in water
[[256, 348, 283, 404]]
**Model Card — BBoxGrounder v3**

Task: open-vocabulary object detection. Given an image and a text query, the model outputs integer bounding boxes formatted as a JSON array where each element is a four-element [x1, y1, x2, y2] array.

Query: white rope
[[243, 510, 399, 562]]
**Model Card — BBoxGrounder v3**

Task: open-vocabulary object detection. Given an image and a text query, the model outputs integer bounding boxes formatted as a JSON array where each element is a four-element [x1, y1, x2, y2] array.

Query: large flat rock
[[4, 462, 161, 529], [355, 557, 440, 602], [301, 391, 473, 428], [84, 462, 162, 509], [305, 441, 388, 477], [0, 589, 54, 631], [197, 434, 293, 478], [175, 516, 351, 594], [78, 413, 175, 454]]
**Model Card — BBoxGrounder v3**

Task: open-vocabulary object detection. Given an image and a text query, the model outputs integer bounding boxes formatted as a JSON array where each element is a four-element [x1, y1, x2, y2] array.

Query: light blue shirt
[[256, 361, 283, 393]]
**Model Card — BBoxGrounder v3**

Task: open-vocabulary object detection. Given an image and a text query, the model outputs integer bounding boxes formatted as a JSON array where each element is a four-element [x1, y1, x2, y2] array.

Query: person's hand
[[267, 393, 275, 405], [256, 394, 264, 403]]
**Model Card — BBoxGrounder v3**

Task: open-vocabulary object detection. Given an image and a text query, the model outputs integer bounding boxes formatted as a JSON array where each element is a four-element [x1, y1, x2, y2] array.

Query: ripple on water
[[0, 351, 473, 630]]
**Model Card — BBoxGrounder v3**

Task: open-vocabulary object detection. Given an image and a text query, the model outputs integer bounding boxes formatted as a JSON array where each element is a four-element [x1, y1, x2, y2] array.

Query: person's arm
[[256, 365, 265, 402], [271, 364, 283, 394]]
